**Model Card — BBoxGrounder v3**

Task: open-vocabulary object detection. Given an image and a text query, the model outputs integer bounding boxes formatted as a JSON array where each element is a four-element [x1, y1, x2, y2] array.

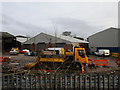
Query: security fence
[[2, 73, 120, 89]]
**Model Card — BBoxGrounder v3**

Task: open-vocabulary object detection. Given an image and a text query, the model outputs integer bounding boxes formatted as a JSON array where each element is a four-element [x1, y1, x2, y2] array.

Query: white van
[[94, 49, 110, 56]]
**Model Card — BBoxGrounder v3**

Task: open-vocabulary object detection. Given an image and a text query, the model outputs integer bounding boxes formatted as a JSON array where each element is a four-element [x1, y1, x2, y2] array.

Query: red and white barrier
[[116, 59, 120, 65], [93, 59, 109, 66]]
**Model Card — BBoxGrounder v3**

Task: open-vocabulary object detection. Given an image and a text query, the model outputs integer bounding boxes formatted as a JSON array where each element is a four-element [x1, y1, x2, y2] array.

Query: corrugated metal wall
[[88, 28, 119, 53], [37, 43, 46, 50], [56, 43, 65, 48], [89, 28, 118, 48], [23, 44, 30, 50]]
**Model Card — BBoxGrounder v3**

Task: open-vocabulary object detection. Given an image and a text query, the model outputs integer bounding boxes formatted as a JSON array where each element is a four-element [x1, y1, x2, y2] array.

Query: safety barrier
[[93, 59, 109, 66], [2, 73, 120, 89], [0, 57, 4, 64], [88, 59, 92, 62], [116, 59, 120, 65]]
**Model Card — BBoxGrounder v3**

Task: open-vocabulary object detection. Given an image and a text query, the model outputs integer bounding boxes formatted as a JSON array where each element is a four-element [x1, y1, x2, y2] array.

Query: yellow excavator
[[24, 45, 88, 73]]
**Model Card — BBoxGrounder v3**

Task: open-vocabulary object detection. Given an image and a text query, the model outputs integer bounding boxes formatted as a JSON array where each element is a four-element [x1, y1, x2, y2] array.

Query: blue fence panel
[[97, 47, 120, 53]]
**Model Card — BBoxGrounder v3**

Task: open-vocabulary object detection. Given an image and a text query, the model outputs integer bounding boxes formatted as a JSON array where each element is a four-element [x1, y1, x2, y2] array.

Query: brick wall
[[23, 43, 89, 54]]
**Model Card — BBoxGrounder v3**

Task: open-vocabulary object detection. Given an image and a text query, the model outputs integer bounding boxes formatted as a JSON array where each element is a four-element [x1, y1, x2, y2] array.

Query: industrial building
[[1, 32, 21, 53], [88, 27, 120, 54], [23, 32, 89, 53]]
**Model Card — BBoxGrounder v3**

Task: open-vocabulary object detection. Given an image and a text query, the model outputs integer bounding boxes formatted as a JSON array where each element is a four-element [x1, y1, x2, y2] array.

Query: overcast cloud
[[1, 2, 118, 38]]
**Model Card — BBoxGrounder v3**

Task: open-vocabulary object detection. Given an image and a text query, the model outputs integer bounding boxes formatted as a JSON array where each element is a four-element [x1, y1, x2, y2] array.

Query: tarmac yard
[[2, 54, 120, 75]]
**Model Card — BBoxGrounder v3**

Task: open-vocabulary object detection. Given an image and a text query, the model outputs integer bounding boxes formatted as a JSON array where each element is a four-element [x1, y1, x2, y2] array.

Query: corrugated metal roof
[[0, 32, 15, 38], [24, 33, 70, 44], [24, 32, 88, 44], [88, 27, 120, 38], [57, 34, 88, 43]]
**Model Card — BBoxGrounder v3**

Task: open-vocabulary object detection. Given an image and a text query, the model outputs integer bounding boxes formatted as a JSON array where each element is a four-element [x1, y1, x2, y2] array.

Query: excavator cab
[[78, 50, 85, 58], [74, 47, 88, 64]]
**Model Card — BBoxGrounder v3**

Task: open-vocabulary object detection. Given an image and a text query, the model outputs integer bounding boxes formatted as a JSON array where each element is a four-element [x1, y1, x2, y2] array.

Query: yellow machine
[[39, 48, 88, 63], [24, 46, 88, 73], [34, 47, 88, 72], [9, 48, 19, 55], [11, 48, 19, 51]]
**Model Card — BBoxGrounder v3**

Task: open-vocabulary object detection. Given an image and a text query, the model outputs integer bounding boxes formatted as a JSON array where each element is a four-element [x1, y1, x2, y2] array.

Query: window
[[78, 50, 85, 58]]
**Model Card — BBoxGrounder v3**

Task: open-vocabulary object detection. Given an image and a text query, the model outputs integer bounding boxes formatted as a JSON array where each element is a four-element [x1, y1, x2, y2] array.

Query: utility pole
[[52, 18, 58, 47]]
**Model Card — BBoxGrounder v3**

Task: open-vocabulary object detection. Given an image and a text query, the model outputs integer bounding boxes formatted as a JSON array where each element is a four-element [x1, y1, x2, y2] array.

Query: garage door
[[56, 43, 65, 48], [23, 44, 30, 49], [37, 43, 46, 50]]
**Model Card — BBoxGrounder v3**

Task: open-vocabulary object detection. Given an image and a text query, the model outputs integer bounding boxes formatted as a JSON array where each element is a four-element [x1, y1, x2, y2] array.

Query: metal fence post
[[60, 73, 63, 89], [34, 74, 37, 89], [7, 75, 9, 88], [16, 75, 18, 88], [94, 75, 97, 89], [55, 73, 58, 89], [44, 73, 47, 89], [118, 75, 120, 90], [25, 74, 28, 89], [30, 74, 32, 89], [58, 73, 61, 89], [97, 74, 100, 90], [102, 75, 105, 90], [112, 75, 115, 90], [89, 74, 92, 90], [12, 74, 14, 88], [40, 74, 42, 89], [20, 74, 22, 88], [84, 74, 87, 90], [2, 74, 4, 89], [49, 73, 52, 88], [64, 73, 67, 89], [70, 74, 72, 88], [74, 73, 77, 89], [79, 74, 82, 89], [108, 75, 110, 90]]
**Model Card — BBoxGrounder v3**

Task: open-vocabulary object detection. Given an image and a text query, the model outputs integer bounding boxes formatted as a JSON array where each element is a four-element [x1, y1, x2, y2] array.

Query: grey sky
[[1, 2, 118, 38]]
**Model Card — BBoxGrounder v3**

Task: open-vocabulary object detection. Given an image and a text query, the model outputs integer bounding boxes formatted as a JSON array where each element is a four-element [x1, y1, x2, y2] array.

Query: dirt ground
[[2, 54, 120, 74]]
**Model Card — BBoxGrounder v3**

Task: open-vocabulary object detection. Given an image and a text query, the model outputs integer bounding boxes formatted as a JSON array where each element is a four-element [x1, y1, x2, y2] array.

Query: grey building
[[88, 27, 120, 53], [23, 32, 89, 53]]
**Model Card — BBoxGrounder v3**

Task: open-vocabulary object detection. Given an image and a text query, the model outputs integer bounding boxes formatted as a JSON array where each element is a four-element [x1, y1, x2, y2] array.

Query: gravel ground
[[87, 55, 120, 74], [2, 54, 120, 74]]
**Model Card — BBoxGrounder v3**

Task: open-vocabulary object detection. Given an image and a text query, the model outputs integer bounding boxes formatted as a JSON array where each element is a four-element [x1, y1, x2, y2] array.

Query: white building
[[16, 35, 30, 44]]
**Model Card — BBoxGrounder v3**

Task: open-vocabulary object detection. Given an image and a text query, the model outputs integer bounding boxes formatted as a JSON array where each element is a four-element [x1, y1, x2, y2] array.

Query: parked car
[[25, 51, 38, 56], [11, 48, 19, 51], [94, 49, 110, 56], [10, 50, 19, 55], [9, 48, 19, 55], [19, 49, 30, 54]]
